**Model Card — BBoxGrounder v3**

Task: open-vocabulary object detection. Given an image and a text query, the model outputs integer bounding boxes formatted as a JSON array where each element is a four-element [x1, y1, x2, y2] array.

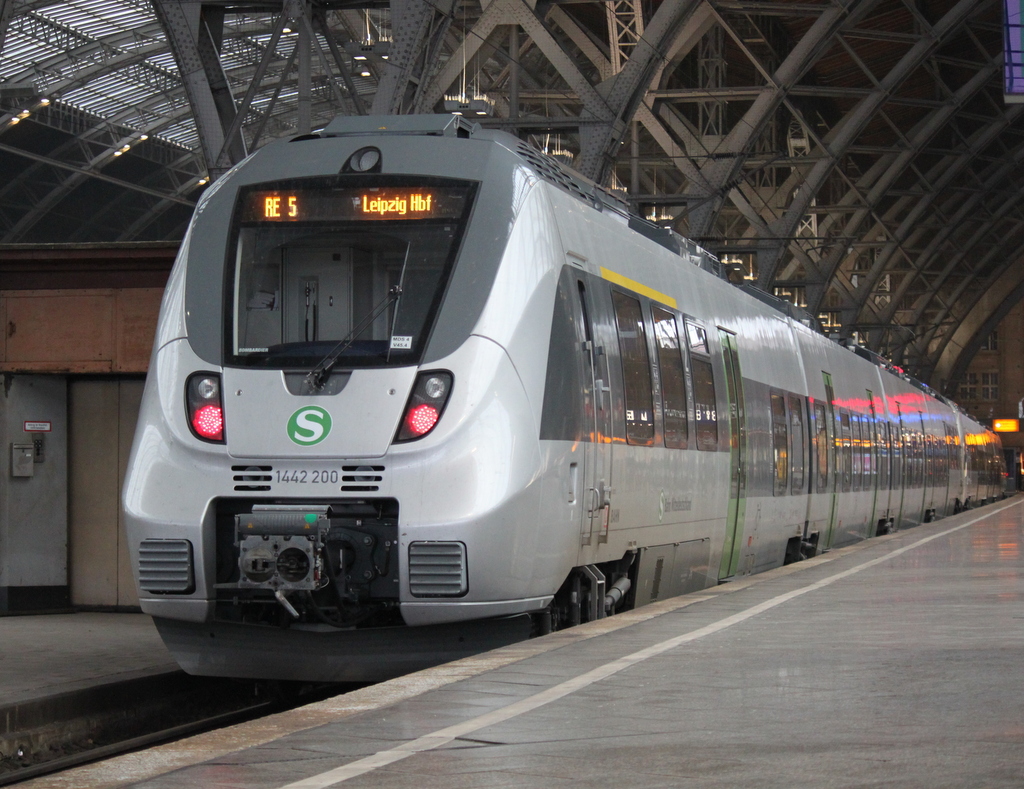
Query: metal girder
[[72, 151, 203, 241], [933, 256, 1024, 393], [574, 0, 704, 182], [151, 0, 245, 178], [0, 140, 195, 208], [791, 52, 1007, 322], [0, 0, 24, 56], [606, 0, 644, 75], [372, 0, 450, 114], [416, 0, 613, 129], [685, 0, 879, 240], [870, 106, 1024, 331], [753, 0, 979, 291], [905, 197, 1024, 375]]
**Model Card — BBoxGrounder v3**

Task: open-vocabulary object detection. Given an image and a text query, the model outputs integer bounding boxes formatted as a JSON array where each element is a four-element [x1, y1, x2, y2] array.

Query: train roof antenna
[[305, 285, 403, 391]]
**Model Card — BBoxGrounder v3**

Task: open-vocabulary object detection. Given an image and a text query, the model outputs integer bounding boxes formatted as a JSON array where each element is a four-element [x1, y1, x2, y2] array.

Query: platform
[[0, 613, 177, 708], [20, 497, 1024, 789]]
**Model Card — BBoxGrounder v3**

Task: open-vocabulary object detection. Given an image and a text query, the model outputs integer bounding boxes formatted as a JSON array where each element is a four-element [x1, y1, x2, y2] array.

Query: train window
[[944, 424, 957, 484], [813, 402, 828, 493], [840, 412, 852, 493], [692, 358, 718, 450], [891, 422, 903, 489], [229, 177, 475, 368], [789, 395, 805, 494], [851, 414, 862, 492], [770, 393, 788, 496], [652, 308, 688, 449], [539, 269, 588, 442], [612, 291, 655, 445], [685, 321, 709, 354], [862, 415, 874, 487]]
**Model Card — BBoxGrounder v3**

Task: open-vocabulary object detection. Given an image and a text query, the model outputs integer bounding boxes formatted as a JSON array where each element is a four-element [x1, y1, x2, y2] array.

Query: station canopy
[[0, 0, 1019, 391]]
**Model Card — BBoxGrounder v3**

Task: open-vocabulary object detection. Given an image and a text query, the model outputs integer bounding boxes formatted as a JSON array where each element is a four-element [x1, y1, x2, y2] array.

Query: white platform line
[[279, 500, 1023, 789]]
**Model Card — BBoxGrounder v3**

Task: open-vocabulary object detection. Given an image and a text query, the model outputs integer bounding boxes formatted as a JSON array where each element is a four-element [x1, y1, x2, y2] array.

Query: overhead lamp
[[37, 98, 50, 106], [343, 41, 390, 59], [113, 150, 122, 156], [198, 177, 209, 185], [16, 110, 29, 119], [282, 26, 292, 33], [139, 134, 148, 140], [443, 93, 494, 117], [360, 69, 371, 77], [9, 117, 19, 125]]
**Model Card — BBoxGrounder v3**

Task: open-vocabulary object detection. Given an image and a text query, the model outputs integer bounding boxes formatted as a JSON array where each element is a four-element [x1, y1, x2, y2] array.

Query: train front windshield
[[228, 177, 475, 367]]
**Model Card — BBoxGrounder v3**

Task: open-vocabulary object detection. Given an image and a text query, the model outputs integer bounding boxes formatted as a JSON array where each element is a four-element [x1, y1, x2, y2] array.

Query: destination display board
[[240, 186, 470, 222]]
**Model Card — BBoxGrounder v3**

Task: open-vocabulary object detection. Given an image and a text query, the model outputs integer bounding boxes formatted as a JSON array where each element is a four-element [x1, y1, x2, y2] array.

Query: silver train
[[124, 115, 1005, 682]]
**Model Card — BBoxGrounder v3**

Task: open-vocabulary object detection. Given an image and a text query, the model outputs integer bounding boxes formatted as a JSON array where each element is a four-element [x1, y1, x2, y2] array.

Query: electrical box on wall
[[11, 443, 33, 477]]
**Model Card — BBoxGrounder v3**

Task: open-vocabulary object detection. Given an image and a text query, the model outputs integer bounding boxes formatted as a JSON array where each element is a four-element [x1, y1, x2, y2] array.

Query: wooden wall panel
[[115, 289, 163, 372], [0, 288, 163, 373]]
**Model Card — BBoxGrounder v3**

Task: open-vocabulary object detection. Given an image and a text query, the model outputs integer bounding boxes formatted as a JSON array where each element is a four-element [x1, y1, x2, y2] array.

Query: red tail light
[[186, 373, 225, 443], [395, 371, 453, 442], [192, 404, 224, 440], [405, 404, 440, 437]]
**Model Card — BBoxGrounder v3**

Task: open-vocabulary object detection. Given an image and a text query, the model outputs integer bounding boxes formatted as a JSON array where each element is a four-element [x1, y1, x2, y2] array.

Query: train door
[[941, 423, 955, 515], [822, 373, 840, 548], [912, 411, 927, 523], [892, 408, 907, 528], [867, 393, 880, 534], [576, 278, 613, 549], [717, 329, 746, 580]]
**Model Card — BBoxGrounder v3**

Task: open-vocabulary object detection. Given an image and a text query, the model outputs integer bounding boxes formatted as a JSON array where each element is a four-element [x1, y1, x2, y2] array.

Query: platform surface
[[21, 497, 1024, 789], [0, 612, 177, 707]]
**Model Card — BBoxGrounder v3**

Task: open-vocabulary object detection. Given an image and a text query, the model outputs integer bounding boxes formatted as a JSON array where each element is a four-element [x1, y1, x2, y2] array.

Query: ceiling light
[[198, 177, 209, 185], [17, 110, 29, 119], [9, 117, 19, 125], [360, 70, 371, 76], [354, 55, 367, 60], [38, 98, 50, 106], [113, 150, 122, 156], [282, 26, 292, 33]]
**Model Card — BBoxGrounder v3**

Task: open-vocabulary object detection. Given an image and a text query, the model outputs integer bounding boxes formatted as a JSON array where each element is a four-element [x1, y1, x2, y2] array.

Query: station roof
[[0, 0, 1017, 391]]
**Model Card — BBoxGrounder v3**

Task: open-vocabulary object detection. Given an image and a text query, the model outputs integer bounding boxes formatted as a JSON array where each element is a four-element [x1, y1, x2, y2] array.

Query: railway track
[[0, 673, 351, 786]]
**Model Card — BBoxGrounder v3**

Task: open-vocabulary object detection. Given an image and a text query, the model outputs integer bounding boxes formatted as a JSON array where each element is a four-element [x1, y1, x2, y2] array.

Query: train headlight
[[186, 372, 226, 443], [395, 370, 453, 442]]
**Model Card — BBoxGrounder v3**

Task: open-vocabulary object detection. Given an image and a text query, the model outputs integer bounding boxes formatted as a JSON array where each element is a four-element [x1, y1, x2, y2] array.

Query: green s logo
[[287, 406, 332, 445]]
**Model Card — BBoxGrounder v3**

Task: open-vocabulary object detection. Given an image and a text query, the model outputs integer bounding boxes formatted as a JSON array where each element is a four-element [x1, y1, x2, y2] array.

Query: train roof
[[302, 115, 962, 416]]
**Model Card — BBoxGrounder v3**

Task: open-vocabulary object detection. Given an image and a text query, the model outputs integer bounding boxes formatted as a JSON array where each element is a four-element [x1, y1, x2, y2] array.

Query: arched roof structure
[[0, 0, 1019, 394]]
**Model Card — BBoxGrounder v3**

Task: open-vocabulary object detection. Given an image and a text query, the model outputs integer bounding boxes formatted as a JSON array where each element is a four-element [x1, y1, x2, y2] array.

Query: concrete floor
[[21, 497, 1024, 789]]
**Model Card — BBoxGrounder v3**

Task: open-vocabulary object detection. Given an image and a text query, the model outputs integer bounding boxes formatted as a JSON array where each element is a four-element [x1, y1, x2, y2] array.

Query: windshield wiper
[[305, 285, 403, 391]]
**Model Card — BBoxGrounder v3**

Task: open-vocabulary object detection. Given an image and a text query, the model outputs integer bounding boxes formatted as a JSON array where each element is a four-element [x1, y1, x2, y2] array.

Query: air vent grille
[[232, 465, 272, 491], [409, 541, 467, 597], [138, 539, 194, 594], [515, 143, 591, 204], [341, 464, 384, 491]]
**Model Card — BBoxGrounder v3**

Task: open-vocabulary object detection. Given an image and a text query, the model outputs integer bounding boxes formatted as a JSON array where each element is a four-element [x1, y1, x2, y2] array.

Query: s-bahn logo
[[287, 406, 332, 446]]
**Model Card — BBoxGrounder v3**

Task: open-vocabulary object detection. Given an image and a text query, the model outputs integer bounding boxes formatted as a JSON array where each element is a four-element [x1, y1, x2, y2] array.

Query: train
[[123, 114, 1005, 682]]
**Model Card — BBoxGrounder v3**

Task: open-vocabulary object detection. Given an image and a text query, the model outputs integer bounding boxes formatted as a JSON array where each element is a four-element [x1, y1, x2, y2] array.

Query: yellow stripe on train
[[599, 267, 677, 309]]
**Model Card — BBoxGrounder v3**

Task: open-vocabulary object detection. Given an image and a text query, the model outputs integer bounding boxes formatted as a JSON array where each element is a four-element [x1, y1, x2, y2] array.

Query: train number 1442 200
[[275, 468, 339, 484]]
